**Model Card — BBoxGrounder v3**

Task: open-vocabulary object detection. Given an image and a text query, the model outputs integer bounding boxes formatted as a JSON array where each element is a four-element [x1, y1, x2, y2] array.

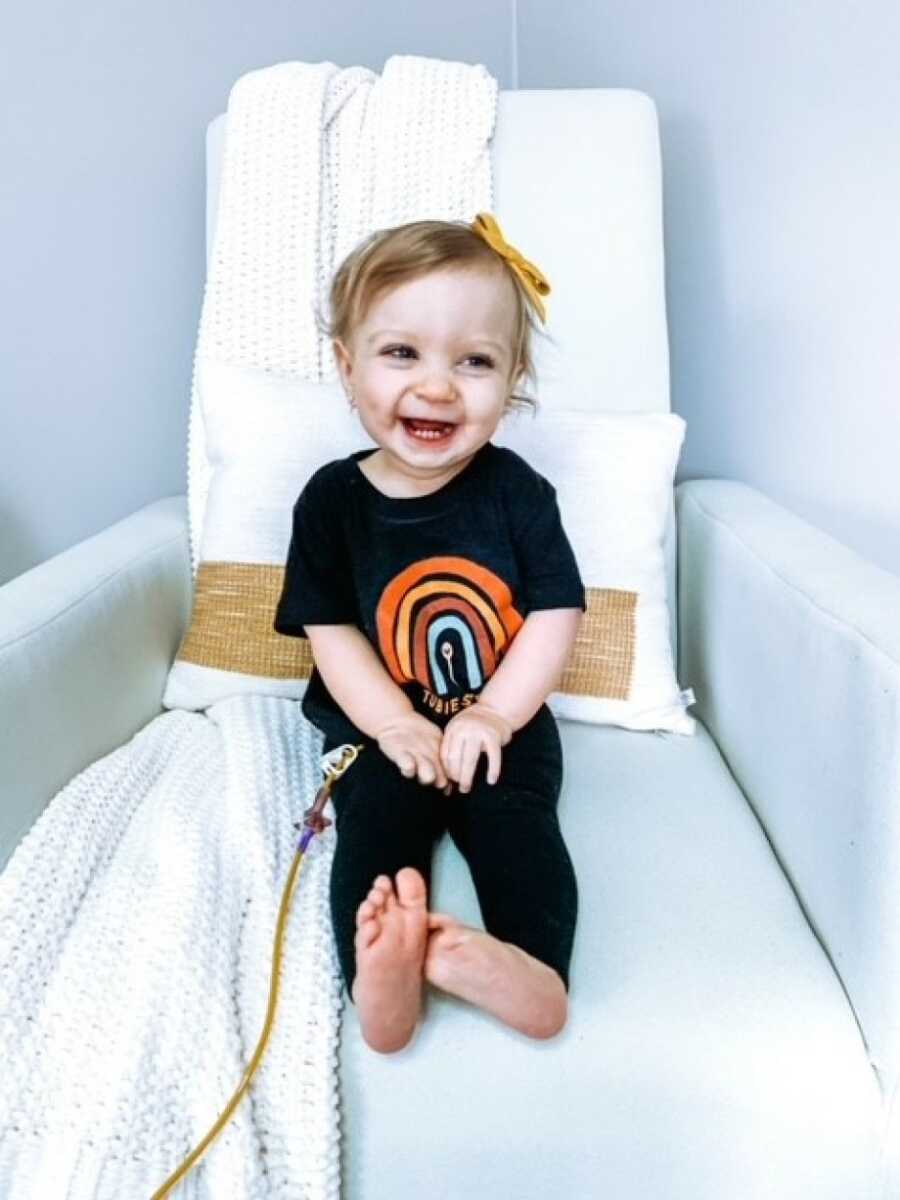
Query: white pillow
[[163, 361, 695, 734], [494, 409, 694, 733]]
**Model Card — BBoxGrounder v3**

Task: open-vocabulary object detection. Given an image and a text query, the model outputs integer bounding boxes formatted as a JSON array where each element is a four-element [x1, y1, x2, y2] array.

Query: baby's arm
[[305, 625, 449, 788], [476, 608, 582, 733], [439, 608, 582, 793]]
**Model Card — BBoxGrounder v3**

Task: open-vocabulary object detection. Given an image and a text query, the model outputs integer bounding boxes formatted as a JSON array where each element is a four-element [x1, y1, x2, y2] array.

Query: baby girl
[[274, 213, 585, 1053]]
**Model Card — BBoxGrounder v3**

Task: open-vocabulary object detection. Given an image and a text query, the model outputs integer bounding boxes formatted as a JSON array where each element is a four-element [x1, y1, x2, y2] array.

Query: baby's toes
[[395, 867, 428, 911], [355, 879, 390, 929], [354, 913, 379, 952], [370, 875, 393, 909]]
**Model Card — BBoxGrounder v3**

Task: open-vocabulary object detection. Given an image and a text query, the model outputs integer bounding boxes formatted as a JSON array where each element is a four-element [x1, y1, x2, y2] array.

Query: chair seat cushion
[[337, 719, 882, 1199]]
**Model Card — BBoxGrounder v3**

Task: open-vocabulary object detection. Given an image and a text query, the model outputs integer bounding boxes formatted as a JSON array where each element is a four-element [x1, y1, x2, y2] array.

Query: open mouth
[[401, 418, 457, 443]]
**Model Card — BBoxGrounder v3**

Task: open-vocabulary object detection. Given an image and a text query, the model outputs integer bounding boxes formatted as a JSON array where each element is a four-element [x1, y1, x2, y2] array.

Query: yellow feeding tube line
[[150, 743, 364, 1199]]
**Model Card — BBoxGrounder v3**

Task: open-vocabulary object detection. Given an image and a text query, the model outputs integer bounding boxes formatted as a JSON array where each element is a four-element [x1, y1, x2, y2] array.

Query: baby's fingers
[[438, 731, 454, 776], [412, 744, 448, 790], [485, 739, 502, 786], [457, 738, 485, 794], [440, 730, 464, 787], [397, 752, 417, 779]]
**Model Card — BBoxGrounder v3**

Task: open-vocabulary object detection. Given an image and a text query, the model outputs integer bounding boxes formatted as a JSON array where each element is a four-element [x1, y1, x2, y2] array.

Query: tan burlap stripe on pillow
[[176, 563, 636, 698], [177, 562, 314, 679], [559, 586, 636, 699]]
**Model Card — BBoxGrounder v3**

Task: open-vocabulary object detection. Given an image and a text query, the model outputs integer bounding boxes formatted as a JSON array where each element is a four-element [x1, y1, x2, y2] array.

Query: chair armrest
[[0, 495, 191, 871], [675, 478, 900, 1112]]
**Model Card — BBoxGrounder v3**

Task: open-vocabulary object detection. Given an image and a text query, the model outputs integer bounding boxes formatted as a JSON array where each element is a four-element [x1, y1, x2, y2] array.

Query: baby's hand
[[440, 702, 513, 794], [374, 711, 450, 790]]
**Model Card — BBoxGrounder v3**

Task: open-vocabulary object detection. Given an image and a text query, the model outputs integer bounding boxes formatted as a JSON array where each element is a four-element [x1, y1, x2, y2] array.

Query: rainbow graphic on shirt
[[375, 557, 524, 707]]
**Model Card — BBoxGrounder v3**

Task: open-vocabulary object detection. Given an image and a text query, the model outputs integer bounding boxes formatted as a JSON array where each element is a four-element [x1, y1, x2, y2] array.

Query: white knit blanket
[[188, 54, 498, 571], [0, 697, 340, 1199], [0, 56, 496, 1199]]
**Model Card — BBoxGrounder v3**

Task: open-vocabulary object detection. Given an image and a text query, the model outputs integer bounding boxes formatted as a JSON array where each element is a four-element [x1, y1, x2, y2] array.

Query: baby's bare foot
[[352, 867, 430, 1053], [424, 913, 567, 1040]]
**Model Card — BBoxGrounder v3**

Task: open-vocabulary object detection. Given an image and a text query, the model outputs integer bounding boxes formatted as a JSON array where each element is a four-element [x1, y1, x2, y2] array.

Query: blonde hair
[[315, 218, 553, 413]]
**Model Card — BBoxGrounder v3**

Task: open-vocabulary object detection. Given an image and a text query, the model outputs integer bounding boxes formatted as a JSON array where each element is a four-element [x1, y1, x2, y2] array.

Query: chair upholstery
[[677, 479, 900, 1105], [0, 496, 190, 870]]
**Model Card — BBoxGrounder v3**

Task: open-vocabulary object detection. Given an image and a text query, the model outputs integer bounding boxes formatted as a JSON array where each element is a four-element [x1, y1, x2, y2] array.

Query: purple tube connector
[[293, 781, 333, 855]]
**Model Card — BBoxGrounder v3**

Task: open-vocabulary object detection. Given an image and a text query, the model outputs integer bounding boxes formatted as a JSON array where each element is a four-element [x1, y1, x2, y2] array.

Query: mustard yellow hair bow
[[470, 212, 551, 323]]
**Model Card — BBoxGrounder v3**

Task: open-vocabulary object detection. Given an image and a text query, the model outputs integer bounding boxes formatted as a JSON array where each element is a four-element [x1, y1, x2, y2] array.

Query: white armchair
[[1, 87, 897, 1199]]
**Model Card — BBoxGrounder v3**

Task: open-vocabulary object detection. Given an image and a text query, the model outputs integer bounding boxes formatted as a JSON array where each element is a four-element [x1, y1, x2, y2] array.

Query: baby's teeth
[[408, 425, 449, 439]]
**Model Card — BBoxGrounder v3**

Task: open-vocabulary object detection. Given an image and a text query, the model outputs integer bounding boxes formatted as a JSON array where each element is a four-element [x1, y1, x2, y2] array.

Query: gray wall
[[519, 0, 900, 576], [2, 1, 898, 584]]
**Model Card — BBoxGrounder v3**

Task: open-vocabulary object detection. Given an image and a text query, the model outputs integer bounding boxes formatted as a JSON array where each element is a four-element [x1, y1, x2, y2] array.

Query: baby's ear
[[506, 363, 527, 401], [332, 340, 356, 391]]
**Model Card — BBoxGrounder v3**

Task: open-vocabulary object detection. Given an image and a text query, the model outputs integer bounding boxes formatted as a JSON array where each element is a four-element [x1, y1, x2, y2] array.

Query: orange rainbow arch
[[376, 556, 524, 690]]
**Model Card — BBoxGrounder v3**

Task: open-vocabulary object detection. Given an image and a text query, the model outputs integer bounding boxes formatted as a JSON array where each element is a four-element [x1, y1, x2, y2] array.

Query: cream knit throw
[[0, 56, 497, 1198], [188, 54, 498, 572], [0, 697, 341, 1199]]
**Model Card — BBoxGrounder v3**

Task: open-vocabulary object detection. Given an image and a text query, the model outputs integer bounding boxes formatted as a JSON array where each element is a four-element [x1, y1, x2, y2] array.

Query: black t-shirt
[[273, 441, 586, 744]]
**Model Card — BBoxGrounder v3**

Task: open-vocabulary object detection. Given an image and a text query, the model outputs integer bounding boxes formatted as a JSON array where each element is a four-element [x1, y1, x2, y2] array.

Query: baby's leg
[[327, 740, 445, 1053], [427, 706, 578, 1039]]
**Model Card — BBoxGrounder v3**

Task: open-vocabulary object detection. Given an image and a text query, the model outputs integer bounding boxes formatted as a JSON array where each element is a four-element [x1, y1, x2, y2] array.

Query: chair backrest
[[205, 87, 678, 657]]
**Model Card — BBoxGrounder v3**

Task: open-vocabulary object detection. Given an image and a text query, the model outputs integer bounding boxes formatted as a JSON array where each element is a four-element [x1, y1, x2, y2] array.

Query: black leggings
[[324, 703, 578, 1003]]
